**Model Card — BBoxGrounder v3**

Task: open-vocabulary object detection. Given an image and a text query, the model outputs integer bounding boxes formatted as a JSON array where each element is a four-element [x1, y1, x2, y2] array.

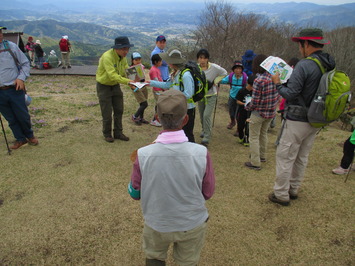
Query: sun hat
[[242, 50, 256, 61], [232, 60, 244, 70], [0, 26, 7, 30], [160, 48, 186, 65], [35, 40, 41, 45], [132, 52, 142, 59], [112, 36, 134, 49], [62, 35, 69, 40], [157, 89, 187, 121], [156, 35, 166, 42], [291, 28, 330, 44]]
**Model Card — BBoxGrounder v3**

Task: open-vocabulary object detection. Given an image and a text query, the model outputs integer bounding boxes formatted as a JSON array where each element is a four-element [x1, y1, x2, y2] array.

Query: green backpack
[[307, 57, 351, 128]]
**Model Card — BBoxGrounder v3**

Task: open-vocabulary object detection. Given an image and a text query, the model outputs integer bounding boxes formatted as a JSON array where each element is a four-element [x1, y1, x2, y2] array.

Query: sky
[[16, 0, 355, 5]]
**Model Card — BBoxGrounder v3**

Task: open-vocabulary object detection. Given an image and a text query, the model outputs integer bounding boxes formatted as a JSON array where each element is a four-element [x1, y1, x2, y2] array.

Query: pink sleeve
[[131, 157, 142, 191], [202, 151, 215, 200]]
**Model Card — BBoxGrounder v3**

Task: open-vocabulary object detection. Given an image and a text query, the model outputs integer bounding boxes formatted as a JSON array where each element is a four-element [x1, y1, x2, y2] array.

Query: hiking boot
[[244, 162, 261, 170], [200, 132, 204, 138], [268, 193, 290, 206], [27, 137, 39, 146], [227, 120, 236, 129], [332, 166, 349, 175], [289, 192, 298, 200], [62, 66, 66, 69], [68, 65, 71, 69], [132, 115, 142, 125], [10, 140, 28, 150], [105, 136, 114, 143], [150, 120, 162, 127], [260, 158, 266, 163], [233, 131, 239, 137], [243, 141, 250, 147], [115, 133, 129, 141], [140, 118, 149, 124]]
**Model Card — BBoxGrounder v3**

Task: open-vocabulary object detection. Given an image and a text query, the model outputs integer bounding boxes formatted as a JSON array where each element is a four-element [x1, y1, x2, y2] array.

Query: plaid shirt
[[245, 72, 279, 119]]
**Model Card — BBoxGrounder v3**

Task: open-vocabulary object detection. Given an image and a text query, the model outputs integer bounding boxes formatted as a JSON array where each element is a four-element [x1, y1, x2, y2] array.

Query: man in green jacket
[[96, 36, 135, 143]]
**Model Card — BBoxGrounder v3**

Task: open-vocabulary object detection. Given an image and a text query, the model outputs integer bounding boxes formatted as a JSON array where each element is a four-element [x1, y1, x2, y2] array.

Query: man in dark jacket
[[269, 28, 335, 206]]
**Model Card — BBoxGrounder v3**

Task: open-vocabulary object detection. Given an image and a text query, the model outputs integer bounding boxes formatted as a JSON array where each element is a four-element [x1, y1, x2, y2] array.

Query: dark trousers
[[0, 87, 33, 142], [134, 101, 148, 119], [341, 136, 355, 169], [96, 82, 124, 138], [183, 108, 195, 143], [228, 96, 238, 121], [237, 108, 248, 140]]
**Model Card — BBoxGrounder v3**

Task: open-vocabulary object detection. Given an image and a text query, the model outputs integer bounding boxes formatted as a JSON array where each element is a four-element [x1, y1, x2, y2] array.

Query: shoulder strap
[[228, 72, 234, 84], [179, 68, 189, 92], [1, 40, 21, 69], [307, 56, 326, 74]]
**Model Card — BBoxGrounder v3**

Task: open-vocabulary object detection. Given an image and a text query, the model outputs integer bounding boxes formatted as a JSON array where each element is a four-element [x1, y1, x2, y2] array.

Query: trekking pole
[[212, 84, 219, 128], [344, 156, 354, 183], [0, 114, 11, 155]]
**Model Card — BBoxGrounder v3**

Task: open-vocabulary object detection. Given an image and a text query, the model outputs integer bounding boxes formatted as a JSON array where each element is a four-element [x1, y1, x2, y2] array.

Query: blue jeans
[[0, 87, 34, 141]]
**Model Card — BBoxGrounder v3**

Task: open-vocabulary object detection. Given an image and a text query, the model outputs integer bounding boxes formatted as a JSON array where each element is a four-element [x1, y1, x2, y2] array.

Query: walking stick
[[0, 114, 11, 155], [212, 84, 219, 128], [344, 156, 354, 183]]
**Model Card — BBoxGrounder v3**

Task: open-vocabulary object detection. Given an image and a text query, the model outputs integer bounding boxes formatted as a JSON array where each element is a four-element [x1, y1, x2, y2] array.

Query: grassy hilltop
[[0, 75, 353, 265]]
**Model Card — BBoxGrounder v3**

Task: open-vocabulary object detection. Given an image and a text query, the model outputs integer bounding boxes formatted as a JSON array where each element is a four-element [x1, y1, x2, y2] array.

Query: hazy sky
[[22, 0, 355, 5]]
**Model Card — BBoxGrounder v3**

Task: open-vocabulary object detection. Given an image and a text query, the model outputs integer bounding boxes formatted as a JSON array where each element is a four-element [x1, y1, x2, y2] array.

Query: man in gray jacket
[[269, 28, 335, 206]]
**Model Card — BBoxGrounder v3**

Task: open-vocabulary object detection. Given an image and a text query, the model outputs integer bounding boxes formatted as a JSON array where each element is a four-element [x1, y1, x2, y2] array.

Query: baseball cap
[[156, 35, 166, 42], [157, 89, 187, 121], [132, 52, 142, 59]]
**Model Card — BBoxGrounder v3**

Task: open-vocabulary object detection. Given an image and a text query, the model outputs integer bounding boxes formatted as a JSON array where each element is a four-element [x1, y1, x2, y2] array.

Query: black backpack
[[179, 61, 208, 102]]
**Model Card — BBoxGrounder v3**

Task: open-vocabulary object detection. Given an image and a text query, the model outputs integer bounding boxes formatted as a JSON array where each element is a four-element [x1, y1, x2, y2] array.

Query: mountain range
[[1, 1, 354, 64]]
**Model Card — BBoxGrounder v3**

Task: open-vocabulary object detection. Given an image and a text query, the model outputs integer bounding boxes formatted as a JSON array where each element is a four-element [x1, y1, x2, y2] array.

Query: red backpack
[[59, 38, 69, 52]]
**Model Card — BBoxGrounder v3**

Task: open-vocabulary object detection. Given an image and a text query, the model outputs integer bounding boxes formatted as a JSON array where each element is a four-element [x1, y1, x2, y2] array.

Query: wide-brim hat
[[160, 48, 186, 65], [36, 40, 41, 45], [242, 50, 256, 61], [157, 89, 187, 121], [112, 36, 134, 49], [291, 28, 330, 44]]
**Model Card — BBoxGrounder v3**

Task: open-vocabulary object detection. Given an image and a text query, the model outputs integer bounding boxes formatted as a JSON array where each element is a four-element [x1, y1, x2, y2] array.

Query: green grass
[[0, 75, 354, 265]]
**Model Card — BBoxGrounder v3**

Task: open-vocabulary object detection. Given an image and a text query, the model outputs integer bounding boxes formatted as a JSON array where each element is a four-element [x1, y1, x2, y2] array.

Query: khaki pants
[[143, 222, 207, 266], [249, 112, 272, 167], [274, 120, 319, 200], [96, 82, 124, 138], [61, 52, 71, 67], [198, 94, 217, 143]]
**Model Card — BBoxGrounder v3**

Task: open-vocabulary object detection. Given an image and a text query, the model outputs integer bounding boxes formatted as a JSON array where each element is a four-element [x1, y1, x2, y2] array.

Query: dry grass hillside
[[0, 75, 353, 265]]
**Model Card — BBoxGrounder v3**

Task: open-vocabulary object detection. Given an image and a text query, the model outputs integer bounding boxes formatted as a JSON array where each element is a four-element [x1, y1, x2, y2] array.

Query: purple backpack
[[228, 71, 248, 87]]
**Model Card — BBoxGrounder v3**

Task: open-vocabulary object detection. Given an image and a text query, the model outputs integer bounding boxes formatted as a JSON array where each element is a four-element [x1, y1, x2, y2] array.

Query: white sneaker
[[332, 166, 349, 175], [150, 120, 162, 127]]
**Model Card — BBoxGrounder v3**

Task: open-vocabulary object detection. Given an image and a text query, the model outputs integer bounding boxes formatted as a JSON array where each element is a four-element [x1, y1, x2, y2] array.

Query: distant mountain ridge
[[1, 1, 354, 31]]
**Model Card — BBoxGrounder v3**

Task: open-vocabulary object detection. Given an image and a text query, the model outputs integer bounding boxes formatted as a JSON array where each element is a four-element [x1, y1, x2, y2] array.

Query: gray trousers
[[274, 120, 319, 200], [198, 94, 217, 143], [96, 82, 124, 138]]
